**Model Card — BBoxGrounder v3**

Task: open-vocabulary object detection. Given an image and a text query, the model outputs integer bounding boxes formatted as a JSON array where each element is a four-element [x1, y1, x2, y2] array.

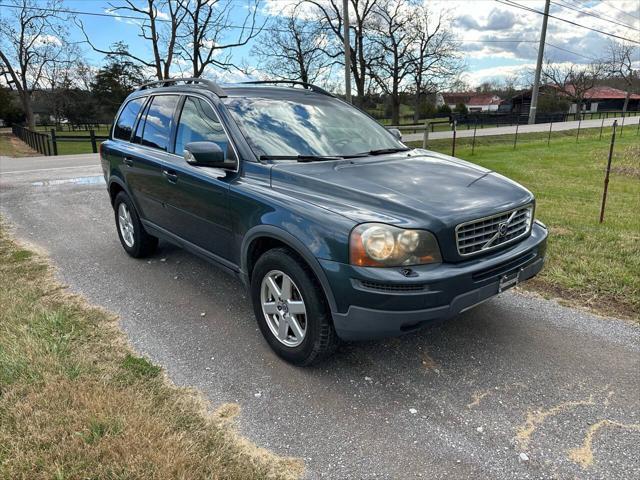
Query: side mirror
[[388, 128, 402, 141], [184, 141, 235, 169]]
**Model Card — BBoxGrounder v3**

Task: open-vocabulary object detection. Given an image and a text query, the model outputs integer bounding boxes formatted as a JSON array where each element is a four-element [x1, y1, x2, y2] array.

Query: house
[[436, 92, 502, 112], [511, 85, 640, 114]]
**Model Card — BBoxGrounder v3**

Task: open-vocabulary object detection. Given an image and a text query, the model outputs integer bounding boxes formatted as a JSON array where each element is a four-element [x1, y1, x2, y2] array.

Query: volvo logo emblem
[[498, 222, 509, 237]]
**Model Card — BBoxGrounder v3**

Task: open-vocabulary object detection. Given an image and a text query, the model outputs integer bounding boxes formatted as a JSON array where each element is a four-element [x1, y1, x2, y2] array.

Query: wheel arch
[[241, 225, 338, 314], [108, 177, 129, 206]]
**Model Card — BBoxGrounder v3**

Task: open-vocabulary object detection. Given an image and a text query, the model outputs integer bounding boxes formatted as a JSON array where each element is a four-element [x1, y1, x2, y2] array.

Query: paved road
[[1, 155, 639, 479], [402, 115, 640, 142]]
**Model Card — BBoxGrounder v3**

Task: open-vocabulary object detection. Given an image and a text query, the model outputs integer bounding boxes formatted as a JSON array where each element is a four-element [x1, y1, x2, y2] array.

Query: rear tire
[[114, 191, 158, 258], [251, 248, 339, 366]]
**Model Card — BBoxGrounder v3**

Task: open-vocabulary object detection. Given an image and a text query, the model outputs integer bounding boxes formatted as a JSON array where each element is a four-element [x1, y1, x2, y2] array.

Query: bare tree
[[407, 5, 461, 122], [180, 0, 261, 77], [306, 0, 379, 103], [542, 60, 604, 115], [604, 41, 638, 112], [40, 44, 83, 125], [0, 0, 70, 127], [367, 0, 416, 125], [252, 6, 333, 84], [79, 0, 188, 81]]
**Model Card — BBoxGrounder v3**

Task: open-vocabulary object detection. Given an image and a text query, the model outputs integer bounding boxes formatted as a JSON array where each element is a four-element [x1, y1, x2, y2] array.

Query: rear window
[[139, 95, 180, 151], [113, 97, 146, 141]]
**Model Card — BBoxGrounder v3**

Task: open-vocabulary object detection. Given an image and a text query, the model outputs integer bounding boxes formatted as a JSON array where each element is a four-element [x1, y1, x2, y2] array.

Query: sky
[[9, 0, 640, 87]]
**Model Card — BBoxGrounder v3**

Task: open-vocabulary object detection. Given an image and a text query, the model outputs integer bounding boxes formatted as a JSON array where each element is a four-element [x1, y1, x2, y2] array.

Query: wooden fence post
[[90, 129, 97, 153], [50, 129, 58, 156], [422, 121, 429, 149], [451, 120, 457, 157], [599, 117, 605, 140], [599, 120, 617, 224], [547, 121, 553, 146], [471, 119, 478, 155], [576, 116, 582, 142]]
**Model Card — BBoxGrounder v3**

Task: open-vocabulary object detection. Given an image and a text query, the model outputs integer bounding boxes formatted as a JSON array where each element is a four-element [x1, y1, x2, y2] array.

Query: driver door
[[162, 95, 237, 261]]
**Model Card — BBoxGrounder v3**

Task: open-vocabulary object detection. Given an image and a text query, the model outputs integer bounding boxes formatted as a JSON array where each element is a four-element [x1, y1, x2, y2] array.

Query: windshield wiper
[[259, 155, 343, 163], [342, 147, 411, 158]]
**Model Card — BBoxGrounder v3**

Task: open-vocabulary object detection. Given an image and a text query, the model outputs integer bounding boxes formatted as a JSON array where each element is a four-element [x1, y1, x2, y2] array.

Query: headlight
[[350, 223, 442, 267]]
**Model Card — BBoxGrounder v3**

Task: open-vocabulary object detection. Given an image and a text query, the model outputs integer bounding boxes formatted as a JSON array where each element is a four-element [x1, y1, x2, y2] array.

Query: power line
[[573, 0, 640, 27], [495, 0, 640, 44], [603, 0, 640, 22], [546, 41, 595, 61], [551, 0, 639, 32]]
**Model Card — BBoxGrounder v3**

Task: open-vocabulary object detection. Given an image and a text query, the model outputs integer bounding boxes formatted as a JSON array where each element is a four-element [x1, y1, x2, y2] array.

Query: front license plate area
[[498, 270, 520, 293]]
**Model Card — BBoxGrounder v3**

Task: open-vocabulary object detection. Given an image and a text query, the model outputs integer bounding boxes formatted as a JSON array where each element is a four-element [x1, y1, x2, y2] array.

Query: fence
[[387, 109, 640, 132], [11, 125, 109, 156]]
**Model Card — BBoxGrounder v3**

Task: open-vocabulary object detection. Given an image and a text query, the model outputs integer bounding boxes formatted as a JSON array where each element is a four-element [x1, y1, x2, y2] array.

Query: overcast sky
[[60, 0, 640, 86]]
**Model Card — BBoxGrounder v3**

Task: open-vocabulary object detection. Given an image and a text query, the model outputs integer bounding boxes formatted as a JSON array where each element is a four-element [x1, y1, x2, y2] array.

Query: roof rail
[[238, 80, 334, 97], [136, 77, 226, 97]]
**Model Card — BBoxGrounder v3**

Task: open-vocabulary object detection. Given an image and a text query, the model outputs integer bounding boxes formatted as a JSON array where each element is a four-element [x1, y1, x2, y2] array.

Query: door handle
[[162, 169, 178, 184], [123, 157, 134, 167]]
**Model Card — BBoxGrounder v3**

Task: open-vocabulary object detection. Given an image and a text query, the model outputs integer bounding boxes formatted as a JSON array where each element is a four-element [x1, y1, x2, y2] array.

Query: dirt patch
[[0, 132, 38, 157], [521, 279, 639, 323]]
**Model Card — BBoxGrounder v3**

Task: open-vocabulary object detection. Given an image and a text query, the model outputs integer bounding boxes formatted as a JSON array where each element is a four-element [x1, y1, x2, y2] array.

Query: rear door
[[124, 94, 181, 228], [161, 95, 237, 261]]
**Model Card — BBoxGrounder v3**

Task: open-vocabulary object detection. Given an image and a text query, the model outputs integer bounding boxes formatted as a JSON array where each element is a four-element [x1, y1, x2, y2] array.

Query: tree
[[80, 0, 188, 81], [81, 0, 261, 80], [368, 0, 416, 125], [92, 46, 147, 121], [0, 0, 70, 127], [407, 5, 461, 123], [542, 60, 604, 115], [306, 0, 380, 104], [0, 85, 24, 125], [604, 41, 638, 112], [180, 0, 261, 78], [40, 45, 84, 125], [252, 6, 333, 84], [454, 102, 468, 114]]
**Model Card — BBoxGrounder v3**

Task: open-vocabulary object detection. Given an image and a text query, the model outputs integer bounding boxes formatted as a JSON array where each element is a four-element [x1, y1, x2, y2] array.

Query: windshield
[[223, 94, 405, 158]]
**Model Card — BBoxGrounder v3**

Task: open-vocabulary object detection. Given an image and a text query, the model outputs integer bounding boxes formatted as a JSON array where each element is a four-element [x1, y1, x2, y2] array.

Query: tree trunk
[[391, 95, 400, 125], [622, 90, 629, 113], [413, 90, 422, 123], [21, 92, 35, 128]]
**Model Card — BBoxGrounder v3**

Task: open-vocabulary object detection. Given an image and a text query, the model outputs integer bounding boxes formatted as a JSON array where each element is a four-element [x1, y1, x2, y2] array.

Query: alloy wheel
[[260, 270, 307, 347]]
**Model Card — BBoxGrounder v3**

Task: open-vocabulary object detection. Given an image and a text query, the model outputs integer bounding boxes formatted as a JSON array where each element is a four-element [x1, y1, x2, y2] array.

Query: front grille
[[456, 204, 533, 257]]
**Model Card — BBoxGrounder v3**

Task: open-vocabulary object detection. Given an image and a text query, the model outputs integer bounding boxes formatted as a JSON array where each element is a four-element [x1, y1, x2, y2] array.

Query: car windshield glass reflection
[[223, 96, 404, 158]]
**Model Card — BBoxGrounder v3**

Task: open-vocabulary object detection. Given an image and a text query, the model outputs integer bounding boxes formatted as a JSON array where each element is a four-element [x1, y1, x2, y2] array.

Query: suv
[[101, 78, 548, 365]]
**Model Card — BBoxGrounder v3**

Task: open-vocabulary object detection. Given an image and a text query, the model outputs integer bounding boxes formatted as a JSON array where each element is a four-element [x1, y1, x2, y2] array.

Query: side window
[[140, 95, 180, 151], [174, 97, 236, 161], [132, 99, 151, 144], [114, 97, 146, 141]]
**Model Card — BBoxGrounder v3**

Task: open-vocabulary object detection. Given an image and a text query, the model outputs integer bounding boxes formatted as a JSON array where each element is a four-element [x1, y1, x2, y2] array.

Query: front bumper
[[321, 221, 548, 341]]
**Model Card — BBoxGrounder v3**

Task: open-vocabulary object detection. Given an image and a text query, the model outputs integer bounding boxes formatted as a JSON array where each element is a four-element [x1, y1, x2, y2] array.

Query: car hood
[[270, 149, 534, 229]]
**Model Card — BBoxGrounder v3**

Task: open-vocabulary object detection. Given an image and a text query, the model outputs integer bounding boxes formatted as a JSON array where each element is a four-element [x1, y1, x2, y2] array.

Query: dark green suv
[[101, 78, 548, 365]]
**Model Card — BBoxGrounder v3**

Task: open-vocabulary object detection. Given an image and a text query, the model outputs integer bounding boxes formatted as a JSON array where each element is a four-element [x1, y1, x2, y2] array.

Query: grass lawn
[[0, 225, 303, 479], [408, 126, 640, 320], [0, 132, 38, 157]]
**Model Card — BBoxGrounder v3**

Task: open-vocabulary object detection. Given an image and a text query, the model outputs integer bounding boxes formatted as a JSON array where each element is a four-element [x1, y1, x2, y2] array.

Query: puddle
[[31, 176, 106, 187]]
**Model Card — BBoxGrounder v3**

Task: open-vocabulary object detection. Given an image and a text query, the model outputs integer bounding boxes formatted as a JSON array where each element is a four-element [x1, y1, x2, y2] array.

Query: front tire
[[251, 248, 339, 366], [114, 191, 158, 258]]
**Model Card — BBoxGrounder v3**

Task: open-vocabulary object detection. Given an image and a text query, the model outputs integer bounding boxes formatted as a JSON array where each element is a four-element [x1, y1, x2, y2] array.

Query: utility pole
[[528, 0, 550, 125], [343, 0, 352, 103]]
